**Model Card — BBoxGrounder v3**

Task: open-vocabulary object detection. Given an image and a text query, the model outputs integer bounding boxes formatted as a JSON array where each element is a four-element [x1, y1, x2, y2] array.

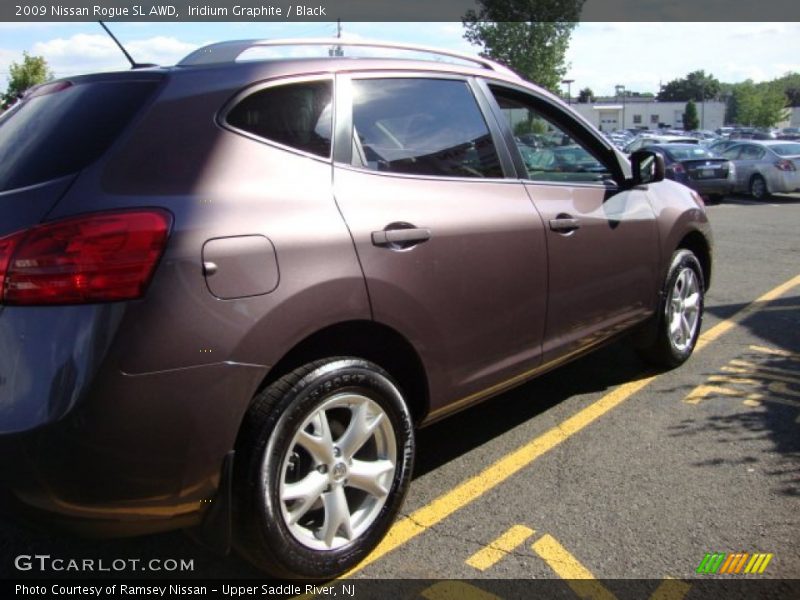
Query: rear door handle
[[549, 217, 580, 233], [371, 227, 431, 247]]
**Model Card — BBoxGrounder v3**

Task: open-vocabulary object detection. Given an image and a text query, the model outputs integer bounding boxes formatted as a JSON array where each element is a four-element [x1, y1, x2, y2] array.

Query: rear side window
[[350, 78, 502, 178], [226, 80, 332, 158], [0, 79, 160, 192]]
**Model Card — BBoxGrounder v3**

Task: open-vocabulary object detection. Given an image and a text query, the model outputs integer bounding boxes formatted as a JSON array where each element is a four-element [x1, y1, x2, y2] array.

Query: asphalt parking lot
[[2, 193, 799, 592]]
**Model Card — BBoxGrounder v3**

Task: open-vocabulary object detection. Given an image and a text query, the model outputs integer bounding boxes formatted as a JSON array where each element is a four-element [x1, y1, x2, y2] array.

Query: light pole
[[615, 84, 626, 130], [562, 79, 574, 105]]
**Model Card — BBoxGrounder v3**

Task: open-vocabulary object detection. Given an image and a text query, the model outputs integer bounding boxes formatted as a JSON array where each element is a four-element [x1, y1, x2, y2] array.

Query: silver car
[[721, 141, 800, 199]]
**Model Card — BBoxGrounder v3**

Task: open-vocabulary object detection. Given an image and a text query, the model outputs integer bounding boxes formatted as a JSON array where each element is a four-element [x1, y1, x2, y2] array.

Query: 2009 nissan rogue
[[0, 39, 712, 579]]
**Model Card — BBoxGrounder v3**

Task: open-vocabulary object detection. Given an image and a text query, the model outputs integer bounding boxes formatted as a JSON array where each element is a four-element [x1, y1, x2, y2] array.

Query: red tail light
[[775, 159, 796, 172], [672, 163, 685, 174], [0, 210, 172, 305]]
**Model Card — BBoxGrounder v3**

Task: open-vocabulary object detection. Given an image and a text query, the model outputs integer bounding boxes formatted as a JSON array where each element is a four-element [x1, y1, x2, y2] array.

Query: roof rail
[[177, 38, 519, 78]]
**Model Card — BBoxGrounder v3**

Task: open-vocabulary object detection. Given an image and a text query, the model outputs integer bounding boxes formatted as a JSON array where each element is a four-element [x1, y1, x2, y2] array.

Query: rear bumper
[[687, 179, 734, 196], [0, 304, 267, 533]]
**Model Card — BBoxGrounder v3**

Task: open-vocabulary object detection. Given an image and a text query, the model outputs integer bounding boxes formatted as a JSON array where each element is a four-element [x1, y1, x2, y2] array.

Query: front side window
[[490, 87, 611, 183], [350, 78, 502, 178], [226, 80, 332, 158]]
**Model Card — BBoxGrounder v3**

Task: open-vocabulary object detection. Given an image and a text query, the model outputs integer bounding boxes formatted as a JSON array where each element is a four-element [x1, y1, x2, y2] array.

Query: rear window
[[225, 80, 333, 158], [0, 79, 160, 192], [772, 143, 800, 157], [666, 146, 714, 160]]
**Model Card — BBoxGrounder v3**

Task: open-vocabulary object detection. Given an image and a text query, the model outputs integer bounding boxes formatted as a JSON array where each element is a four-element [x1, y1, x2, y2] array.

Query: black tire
[[233, 358, 414, 579], [638, 249, 705, 368], [750, 174, 769, 200]]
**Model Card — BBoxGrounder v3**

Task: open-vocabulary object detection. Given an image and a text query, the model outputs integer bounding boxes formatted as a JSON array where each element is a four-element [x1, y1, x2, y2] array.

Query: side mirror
[[630, 150, 665, 185]]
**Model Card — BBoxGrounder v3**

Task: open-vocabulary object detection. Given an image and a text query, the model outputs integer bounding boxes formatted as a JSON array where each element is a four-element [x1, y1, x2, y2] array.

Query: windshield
[[0, 78, 160, 192]]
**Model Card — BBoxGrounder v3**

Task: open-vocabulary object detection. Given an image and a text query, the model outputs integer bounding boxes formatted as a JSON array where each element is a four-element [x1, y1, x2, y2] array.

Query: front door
[[485, 84, 660, 362]]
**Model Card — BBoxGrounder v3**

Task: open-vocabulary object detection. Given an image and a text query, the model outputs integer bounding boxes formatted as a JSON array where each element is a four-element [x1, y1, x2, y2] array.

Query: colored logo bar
[[696, 552, 773, 574]]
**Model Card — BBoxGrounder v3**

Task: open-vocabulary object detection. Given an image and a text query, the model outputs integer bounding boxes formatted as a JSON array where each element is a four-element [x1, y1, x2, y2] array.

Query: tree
[[683, 100, 699, 131], [2, 52, 53, 108], [769, 72, 800, 107], [729, 80, 788, 127], [577, 87, 594, 103], [463, 0, 585, 93], [657, 70, 720, 102]]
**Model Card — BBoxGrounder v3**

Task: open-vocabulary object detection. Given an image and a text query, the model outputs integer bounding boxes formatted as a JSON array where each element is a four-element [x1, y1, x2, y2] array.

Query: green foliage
[[683, 100, 699, 131], [514, 116, 548, 135], [463, 0, 585, 93], [2, 52, 53, 108], [657, 70, 720, 102], [768, 72, 800, 107], [577, 87, 594, 103], [728, 81, 788, 127]]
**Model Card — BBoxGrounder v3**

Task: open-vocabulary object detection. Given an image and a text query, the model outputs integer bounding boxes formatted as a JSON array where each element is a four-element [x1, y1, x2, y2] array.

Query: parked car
[[519, 144, 608, 181], [720, 141, 800, 198], [688, 130, 719, 144], [707, 139, 741, 155], [624, 134, 700, 154], [0, 38, 713, 579], [778, 127, 800, 141], [647, 144, 734, 202]]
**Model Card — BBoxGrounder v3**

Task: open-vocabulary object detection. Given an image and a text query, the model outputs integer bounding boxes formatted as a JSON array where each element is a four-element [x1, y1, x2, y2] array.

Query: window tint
[[491, 88, 611, 183], [226, 80, 332, 158], [350, 78, 502, 178], [0, 79, 160, 192], [772, 143, 800, 156], [665, 146, 714, 160], [721, 146, 742, 160], [739, 145, 765, 160]]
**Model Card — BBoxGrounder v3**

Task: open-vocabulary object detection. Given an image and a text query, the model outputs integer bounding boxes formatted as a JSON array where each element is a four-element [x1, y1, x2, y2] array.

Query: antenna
[[329, 20, 343, 57], [98, 21, 157, 69]]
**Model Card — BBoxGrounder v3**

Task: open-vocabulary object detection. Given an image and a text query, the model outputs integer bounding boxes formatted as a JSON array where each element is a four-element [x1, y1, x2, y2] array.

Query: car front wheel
[[233, 358, 414, 579], [638, 249, 705, 368]]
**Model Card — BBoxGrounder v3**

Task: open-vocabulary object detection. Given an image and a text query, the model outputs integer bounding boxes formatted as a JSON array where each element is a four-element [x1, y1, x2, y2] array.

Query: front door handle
[[549, 217, 580, 233], [371, 227, 431, 248]]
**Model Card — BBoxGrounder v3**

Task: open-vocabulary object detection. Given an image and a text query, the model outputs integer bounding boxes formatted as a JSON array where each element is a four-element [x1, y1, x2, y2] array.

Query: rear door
[[722, 143, 764, 189], [332, 74, 548, 417], [482, 82, 660, 362]]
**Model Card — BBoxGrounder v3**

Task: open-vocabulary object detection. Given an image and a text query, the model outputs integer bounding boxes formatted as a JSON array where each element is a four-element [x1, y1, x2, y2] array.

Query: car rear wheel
[[749, 174, 769, 200], [233, 358, 414, 579], [638, 249, 705, 368]]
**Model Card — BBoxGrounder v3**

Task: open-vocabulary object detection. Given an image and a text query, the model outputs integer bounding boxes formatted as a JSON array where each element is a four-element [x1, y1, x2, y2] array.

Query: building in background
[[571, 99, 726, 132]]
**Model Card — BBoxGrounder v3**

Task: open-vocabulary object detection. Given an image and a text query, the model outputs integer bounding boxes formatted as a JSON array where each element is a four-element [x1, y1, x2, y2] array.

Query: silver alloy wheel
[[276, 393, 397, 551], [667, 266, 701, 352]]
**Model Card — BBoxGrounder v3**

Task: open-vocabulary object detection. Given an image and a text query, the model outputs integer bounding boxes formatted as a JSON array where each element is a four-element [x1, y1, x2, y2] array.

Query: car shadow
[[663, 296, 800, 497]]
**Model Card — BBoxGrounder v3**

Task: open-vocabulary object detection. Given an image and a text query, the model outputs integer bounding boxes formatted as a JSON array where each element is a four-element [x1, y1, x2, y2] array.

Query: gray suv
[[0, 39, 712, 579]]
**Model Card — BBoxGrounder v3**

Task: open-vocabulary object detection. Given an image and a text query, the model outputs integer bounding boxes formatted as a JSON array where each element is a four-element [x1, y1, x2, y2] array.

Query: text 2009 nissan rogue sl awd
[[0, 39, 711, 579]]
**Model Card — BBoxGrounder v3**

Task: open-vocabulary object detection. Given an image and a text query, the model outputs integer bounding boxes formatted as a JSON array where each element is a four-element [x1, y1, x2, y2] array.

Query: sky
[[1, 21, 799, 97]]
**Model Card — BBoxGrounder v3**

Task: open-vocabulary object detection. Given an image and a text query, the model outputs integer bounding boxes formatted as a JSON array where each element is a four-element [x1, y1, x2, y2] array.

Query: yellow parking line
[[341, 273, 800, 578], [531, 534, 616, 600], [421, 581, 502, 600], [750, 345, 800, 361], [695, 273, 800, 351], [649, 578, 692, 600], [465, 525, 535, 571]]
